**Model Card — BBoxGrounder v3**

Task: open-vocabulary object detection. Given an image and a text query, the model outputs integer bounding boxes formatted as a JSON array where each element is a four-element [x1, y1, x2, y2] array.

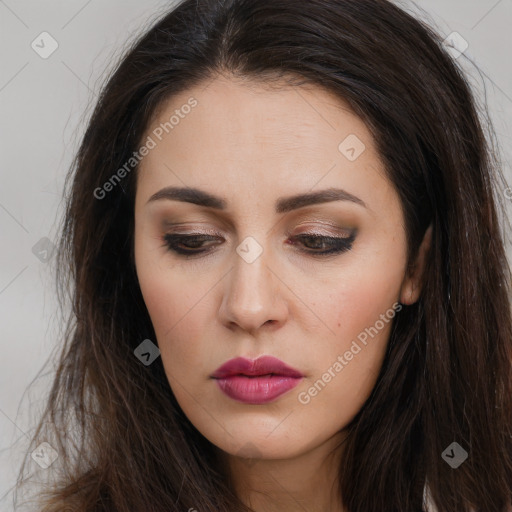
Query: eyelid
[[162, 229, 355, 246], [162, 226, 224, 237], [291, 224, 356, 238], [162, 218, 355, 232], [293, 226, 354, 236], [161, 231, 356, 259]]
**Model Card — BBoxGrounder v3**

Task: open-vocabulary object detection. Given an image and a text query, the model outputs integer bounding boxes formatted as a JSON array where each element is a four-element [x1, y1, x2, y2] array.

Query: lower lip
[[213, 375, 302, 404]]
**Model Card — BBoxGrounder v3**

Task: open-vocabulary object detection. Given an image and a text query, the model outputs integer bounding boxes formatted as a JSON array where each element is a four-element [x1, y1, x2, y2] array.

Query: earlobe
[[399, 224, 432, 305]]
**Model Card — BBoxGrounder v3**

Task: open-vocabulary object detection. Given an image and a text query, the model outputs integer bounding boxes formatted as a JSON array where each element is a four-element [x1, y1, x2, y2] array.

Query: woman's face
[[134, 75, 425, 464]]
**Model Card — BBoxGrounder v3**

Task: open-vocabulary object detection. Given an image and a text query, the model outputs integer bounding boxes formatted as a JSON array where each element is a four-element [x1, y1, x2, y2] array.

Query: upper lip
[[211, 355, 303, 379]]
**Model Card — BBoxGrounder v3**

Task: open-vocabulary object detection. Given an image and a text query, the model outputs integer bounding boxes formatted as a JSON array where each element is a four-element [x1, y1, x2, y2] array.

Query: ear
[[399, 224, 432, 305]]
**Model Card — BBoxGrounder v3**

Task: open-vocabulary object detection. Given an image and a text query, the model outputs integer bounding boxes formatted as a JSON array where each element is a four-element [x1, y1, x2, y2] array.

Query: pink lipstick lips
[[210, 355, 303, 404]]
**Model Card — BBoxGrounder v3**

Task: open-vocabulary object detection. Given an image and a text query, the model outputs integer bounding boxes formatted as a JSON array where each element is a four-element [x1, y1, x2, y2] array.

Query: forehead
[[142, 74, 370, 157], [135, 75, 394, 215]]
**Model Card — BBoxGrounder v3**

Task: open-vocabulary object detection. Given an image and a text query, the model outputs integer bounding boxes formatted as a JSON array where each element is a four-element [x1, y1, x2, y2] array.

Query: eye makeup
[[160, 229, 357, 259]]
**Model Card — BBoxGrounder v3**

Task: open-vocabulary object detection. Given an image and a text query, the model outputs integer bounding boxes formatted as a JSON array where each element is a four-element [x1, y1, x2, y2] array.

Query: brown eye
[[291, 233, 356, 255], [161, 231, 356, 259], [162, 234, 221, 256]]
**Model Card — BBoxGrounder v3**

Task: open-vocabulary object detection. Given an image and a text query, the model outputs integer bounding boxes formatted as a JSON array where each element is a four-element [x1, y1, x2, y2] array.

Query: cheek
[[299, 254, 404, 408], [310, 254, 403, 340], [141, 279, 197, 330], [135, 256, 216, 380]]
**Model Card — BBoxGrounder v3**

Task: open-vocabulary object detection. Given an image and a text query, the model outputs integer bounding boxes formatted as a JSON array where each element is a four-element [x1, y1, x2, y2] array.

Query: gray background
[[1, 0, 511, 510]]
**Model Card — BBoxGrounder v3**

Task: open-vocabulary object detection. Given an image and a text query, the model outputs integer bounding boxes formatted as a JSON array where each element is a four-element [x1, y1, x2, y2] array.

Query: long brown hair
[[12, 0, 512, 510]]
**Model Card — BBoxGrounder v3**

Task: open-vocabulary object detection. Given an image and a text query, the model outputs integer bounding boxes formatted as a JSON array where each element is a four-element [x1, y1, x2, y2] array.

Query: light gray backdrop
[[1, 0, 511, 510]]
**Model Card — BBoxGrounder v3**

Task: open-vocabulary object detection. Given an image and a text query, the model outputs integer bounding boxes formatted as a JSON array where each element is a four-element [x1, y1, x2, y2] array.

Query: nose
[[218, 243, 289, 335]]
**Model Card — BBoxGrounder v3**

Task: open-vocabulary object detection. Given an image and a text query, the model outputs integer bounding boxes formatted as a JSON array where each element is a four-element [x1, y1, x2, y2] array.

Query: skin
[[133, 74, 431, 512]]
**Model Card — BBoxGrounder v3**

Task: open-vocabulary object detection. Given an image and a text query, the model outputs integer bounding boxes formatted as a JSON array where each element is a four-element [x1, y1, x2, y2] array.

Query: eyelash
[[161, 232, 356, 258]]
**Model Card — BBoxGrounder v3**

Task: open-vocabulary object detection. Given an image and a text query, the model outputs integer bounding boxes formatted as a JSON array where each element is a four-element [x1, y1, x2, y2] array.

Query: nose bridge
[[219, 234, 287, 331], [230, 237, 274, 311]]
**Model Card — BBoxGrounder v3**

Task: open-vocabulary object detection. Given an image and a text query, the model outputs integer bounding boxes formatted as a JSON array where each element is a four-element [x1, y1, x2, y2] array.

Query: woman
[[14, 0, 512, 510]]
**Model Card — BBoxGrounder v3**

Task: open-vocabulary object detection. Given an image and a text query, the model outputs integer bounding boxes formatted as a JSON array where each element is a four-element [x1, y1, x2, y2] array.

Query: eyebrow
[[146, 186, 367, 213]]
